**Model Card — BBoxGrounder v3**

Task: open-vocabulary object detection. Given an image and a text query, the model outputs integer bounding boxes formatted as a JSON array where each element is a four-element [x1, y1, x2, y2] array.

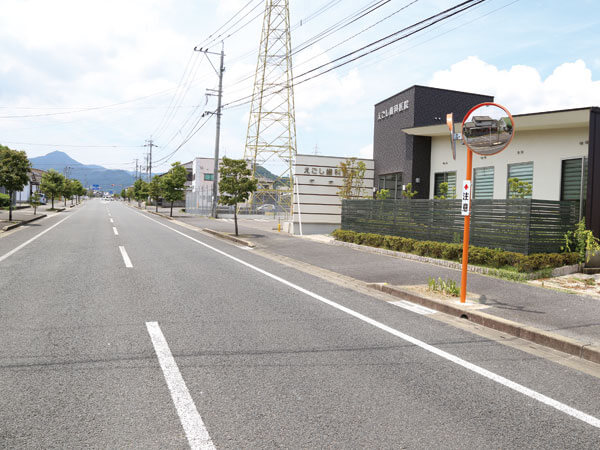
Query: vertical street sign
[[461, 180, 471, 216]]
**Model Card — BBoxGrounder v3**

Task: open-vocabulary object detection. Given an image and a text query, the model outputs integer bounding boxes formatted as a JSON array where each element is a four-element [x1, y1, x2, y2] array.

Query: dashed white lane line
[[110, 218, 114, 223], [113, 227, 119, 235], [119, 246, 133, 268], [135, 211, 600, 430], [390, 300, 436, 315], [0, 213, 74, 263], [146, 322, 215, 450]]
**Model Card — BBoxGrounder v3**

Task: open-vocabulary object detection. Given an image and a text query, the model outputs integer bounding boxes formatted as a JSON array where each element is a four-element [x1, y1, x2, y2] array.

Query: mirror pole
[[460, 147, 473, 303]]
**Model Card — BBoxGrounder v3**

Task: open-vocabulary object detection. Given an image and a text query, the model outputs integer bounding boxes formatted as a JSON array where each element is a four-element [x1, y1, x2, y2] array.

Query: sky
[[1, 0, 600, 175]]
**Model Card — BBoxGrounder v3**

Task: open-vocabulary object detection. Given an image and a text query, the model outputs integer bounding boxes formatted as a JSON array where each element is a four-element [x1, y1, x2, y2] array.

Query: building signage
[[377, 100, 410, 121], [461, 180, 471, 216], [302, 167, 342, 176]]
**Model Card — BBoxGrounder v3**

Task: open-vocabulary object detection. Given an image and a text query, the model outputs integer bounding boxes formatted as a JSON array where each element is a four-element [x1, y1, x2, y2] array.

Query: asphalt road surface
[[1, 199, 600, 448]]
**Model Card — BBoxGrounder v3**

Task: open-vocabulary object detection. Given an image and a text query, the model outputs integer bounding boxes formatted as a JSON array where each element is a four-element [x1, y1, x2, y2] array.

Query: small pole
[[295, 173, 303, 236], [460, 147, 473, 303]]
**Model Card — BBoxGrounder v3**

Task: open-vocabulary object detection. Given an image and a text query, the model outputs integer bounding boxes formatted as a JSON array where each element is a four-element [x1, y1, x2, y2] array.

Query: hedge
[[332, 229, 579, 273]]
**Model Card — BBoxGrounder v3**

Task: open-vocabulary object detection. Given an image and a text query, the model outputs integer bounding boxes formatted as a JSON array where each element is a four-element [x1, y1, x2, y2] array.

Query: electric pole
[[194, 41, 225, 218], [135, 159, 139, 180], [144, 139, 157, 181]]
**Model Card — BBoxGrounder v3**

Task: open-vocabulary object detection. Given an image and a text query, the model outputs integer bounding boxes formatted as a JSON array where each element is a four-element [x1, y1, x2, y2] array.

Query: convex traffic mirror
[[461, 103, 514, 156]]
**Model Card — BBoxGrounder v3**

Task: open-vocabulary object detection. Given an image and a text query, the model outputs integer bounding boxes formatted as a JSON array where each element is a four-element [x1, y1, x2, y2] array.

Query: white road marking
[[135, 211, 600, 430], [113, 227, 119, 235], [146, 322, 215, 450], [119, 246, 133, 268], [0, 214, 74, 263], [110, 218, 114, 223], [390, 300, 436, 315]]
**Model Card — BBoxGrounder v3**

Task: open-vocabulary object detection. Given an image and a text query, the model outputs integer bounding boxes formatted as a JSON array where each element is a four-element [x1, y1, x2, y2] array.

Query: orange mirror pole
[[460, 147, 473, 303]]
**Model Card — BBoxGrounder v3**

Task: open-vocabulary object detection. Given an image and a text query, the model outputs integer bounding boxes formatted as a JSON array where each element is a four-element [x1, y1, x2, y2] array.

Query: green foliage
[[402, 182, 418, 199], [434, 182, 449, 199], [563, 218, 600, 263], [30, 191, 41, 214], [40, 169, 65, 208], [0, 145, 31, 194], [162, 162, 188, 203], [148, 176, 163, 211], [508, 177, 532, 199], [218, 157, 258, 206], [120, 188, 128, 199], [133, 178, 149, 204], [331, 229, 579, 273], [337, 158, 367, 199], [375, 189, 389, 200], [427, 277, 460, 297], [0, 192, 10, 207], [71, 179, 85, 199]]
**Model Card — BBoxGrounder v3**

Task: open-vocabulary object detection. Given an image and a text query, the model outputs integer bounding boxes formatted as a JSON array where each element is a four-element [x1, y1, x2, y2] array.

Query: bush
[[332, 229, 578, 273], [0, 193, 10, 207]]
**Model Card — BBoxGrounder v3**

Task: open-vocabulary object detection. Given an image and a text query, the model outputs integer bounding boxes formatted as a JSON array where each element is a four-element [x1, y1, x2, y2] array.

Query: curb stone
[[368, 283, 600, 365], [202, 228, 256, 248], [1, 214, 47, 231], [147, 209, 174, 220]]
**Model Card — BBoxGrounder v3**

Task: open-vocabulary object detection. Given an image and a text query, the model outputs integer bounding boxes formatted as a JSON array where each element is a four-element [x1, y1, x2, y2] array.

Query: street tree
[[133, 178, 149, 207], [62, 178, 74, 207], [40, 169, 65, 209], [72, 179, 84, 203], [126, 187, 134, 202], [30, 191, 41, 215], [338, 158, 367, 199], [218, 157, 258, 236], [162, 162, 188, 217], [0, 145, 31, 221], [120, 188, 128, 200], [148, 176, 163, 212]]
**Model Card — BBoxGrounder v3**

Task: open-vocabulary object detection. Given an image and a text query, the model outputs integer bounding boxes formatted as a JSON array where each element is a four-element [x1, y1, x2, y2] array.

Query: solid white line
[[134, 211, 600, 430], [119, 246, 133, 268], [110, 218, 114, 223], [0, 214, 74, 263], [113, 227, 119, 235], [390, 300, 436, 315], [146, 322, 215, 450]]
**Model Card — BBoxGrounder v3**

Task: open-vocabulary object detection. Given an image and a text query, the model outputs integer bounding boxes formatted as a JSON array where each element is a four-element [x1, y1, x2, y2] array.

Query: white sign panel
[[461, 180, 471, 216]]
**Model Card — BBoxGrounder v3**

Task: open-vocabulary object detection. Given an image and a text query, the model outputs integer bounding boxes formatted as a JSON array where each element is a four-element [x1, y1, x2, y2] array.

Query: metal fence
[[185, 187, 213, 215], [341, 199, 579, 254]]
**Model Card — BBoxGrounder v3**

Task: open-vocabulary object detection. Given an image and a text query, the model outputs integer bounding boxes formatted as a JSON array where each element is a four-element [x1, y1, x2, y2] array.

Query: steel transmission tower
[[244, 0, 297, 214]]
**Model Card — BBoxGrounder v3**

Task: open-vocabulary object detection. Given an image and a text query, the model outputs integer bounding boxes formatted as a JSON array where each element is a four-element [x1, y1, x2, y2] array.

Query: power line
[[196, 0, 262, 48]]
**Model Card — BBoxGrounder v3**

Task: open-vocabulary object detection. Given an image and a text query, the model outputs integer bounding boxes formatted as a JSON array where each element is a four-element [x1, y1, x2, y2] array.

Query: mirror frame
[[461, 102, 515, 156]]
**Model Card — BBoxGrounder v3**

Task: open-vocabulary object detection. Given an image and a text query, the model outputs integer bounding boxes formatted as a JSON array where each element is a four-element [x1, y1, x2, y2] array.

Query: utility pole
[[194, 41, 225, 218], [135, 159, 139, 180], [144, 139, 157, 181]]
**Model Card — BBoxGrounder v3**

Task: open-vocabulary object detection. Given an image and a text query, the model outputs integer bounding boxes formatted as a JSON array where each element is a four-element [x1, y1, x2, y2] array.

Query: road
[[1, 199, 599, 448]]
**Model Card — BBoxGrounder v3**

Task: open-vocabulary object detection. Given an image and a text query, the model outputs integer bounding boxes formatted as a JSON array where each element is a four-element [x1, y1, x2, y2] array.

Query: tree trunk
[[8, 191, 13, 222], [155, 198, 158, 212], [51, 195, 55, 209], [170, 201, 174, 217], [64, 196, 67, 207], [234, 204, 238, 236]]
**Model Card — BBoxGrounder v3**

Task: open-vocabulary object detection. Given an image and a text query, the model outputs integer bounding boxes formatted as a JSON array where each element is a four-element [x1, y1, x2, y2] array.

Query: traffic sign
[[461, 180, 471, 216]]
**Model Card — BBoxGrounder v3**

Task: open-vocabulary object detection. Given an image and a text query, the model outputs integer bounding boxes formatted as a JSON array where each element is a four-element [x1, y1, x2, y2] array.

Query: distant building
[[12, 168, 46, 204]]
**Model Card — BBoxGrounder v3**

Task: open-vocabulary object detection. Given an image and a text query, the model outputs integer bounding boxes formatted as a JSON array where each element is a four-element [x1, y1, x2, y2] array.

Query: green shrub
[[0, 193, 10, 207], [332, 229, 578, 273]]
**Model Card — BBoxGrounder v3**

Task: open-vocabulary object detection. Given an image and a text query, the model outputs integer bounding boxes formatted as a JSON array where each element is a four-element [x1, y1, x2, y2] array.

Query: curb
[[1, 214, 47, 231], [331, 239, 580, 279], [147, 209, 174, 220], [368, 283, 600, 365], [202, 228, 256, 248]]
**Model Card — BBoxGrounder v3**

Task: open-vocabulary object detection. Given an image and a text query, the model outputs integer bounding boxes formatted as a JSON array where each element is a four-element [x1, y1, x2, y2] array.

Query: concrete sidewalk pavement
[[160, 212, 600, 358]]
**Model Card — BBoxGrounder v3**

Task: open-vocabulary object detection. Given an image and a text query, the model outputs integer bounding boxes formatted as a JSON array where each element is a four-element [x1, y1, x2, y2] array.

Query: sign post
[[459, 103, 515, 303]]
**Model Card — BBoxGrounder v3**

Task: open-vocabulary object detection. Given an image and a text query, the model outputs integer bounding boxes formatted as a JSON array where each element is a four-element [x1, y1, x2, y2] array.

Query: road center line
[[113, 227, 119, 235], [0, 213, 75, 263], [119, 246, 133, 268], [146, 322, 215, 450], [135, 211, 600, 430]]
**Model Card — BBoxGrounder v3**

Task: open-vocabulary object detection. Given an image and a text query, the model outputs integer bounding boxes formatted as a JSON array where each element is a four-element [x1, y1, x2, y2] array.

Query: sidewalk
[[164, 212, 600, 354], [0, 202, 70, 225]]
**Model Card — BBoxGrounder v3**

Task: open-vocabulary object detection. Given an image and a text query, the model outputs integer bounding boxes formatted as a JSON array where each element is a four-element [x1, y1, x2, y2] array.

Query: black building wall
[[373, 85, 493, 198], [587, 107, 600, 237]]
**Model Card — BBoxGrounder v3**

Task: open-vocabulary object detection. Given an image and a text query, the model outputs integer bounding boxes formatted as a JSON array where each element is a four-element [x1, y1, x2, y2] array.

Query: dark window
[[473, 167, 494, 199], [204, 173, 214, 181], [378, 172, 402, 199], [561, 157, 587, 219], [507, 162, 533, 199], [434, 171, 456, 198]]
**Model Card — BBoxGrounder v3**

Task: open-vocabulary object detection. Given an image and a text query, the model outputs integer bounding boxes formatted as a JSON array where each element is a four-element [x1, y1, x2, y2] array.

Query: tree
[[120, 188, 128, 200], [62, 178, 74, 207], [376, 189, 390, 200], [508, 177, 532, 199], [218, 157, 258, 236], [434, 182, 449, 200], [402, 182, 418, 199], [148, 176, 163, 212], [72, 179, 84, 203], [162, 162, 188, 217], [337, 158, 367, 199], [133, 178, 149, 207], [40, 169, 65, 209], [126, 187, 134, 202], [30, 191, 41, 215], [0, 145, 31, 221]]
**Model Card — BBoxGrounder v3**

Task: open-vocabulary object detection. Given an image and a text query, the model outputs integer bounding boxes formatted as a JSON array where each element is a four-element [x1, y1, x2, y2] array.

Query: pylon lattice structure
[[244, 0, 297, 215]]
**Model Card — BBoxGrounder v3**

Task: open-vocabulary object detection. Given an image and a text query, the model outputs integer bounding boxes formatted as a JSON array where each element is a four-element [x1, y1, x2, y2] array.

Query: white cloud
[[429, 56, 600, 114]]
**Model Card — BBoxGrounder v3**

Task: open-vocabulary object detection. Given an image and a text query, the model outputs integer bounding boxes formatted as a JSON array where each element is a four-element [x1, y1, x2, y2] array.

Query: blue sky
[[1, 0, 599, 174]]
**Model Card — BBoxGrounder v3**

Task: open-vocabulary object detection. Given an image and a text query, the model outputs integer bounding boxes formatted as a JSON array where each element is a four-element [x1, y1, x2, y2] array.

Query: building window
[[507, 162, 533, 199], [434, 171, 456, 198], [378, 172, 402, 199], [561, 157, 587, 219], [473, 167, 494, 199], [204, 173, 214, 181]]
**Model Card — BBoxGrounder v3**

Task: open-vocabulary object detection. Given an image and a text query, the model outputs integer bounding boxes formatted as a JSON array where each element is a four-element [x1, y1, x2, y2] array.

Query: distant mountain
[[30, 151, 136, 192]]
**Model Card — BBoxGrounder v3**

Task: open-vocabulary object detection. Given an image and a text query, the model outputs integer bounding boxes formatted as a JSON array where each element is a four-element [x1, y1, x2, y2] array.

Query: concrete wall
[[293, 154, 374, 234], [429, 126, 590, 200], [192, 157, 217, 192]]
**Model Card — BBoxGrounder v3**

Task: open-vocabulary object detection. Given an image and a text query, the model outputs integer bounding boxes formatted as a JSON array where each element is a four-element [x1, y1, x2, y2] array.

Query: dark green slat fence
[[341, 199, 579, 254]]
